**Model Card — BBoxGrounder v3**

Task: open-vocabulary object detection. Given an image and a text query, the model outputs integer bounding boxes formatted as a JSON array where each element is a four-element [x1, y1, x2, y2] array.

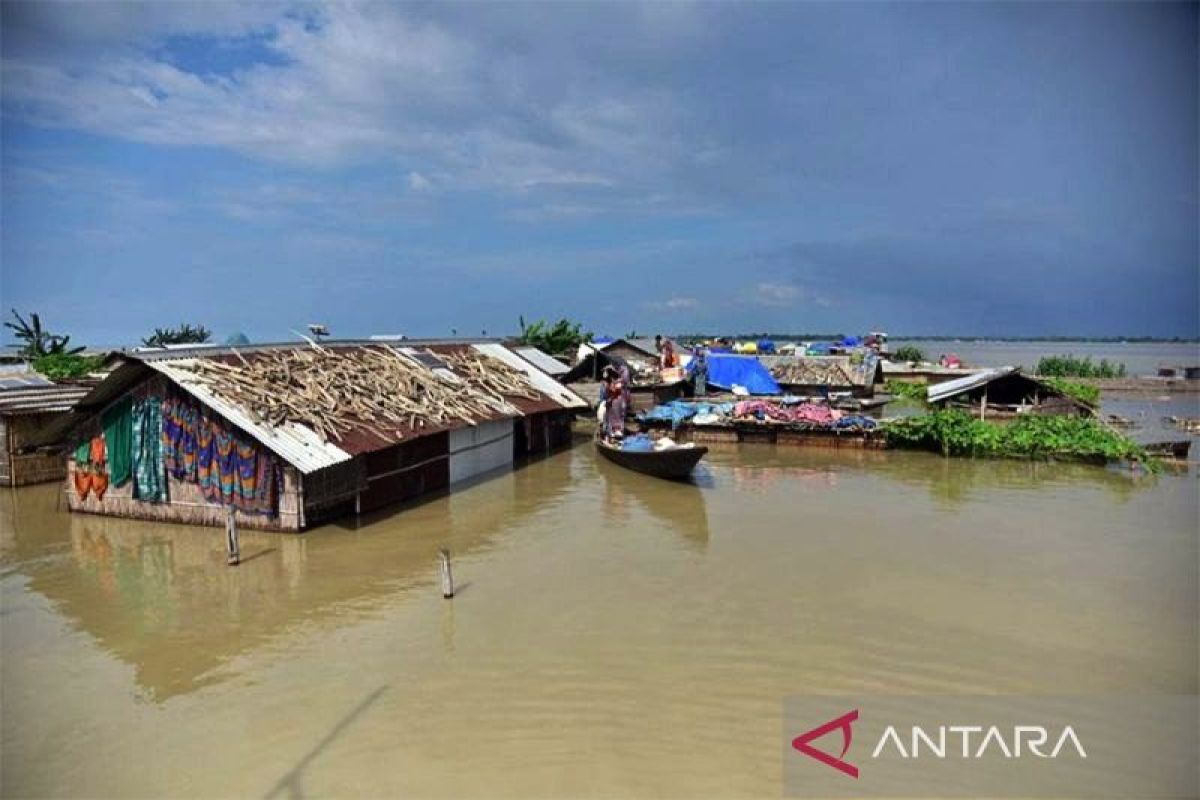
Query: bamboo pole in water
[[439, 549, 454, 599]]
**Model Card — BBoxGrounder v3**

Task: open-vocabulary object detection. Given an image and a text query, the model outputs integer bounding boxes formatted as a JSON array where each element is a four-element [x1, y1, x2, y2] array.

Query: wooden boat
[[1143, 439, 1192, 459], [594, 438, 708, 480]]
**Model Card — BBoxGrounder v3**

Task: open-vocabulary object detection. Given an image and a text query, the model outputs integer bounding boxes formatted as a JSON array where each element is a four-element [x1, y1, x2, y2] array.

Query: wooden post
[[980, 386, 987, 420], [225, 506, 240, 566], [439, 548, 454, 598]]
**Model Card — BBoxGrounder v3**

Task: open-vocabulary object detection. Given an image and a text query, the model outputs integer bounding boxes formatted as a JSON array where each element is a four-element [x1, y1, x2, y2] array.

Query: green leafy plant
[[885, 409, 1154, 467], [5, 309, 84, 358], [892, 344, 925, 363], [1035, 355, 1126, 379], [884, 380, 928, 402], [142, 323, 212, 348], [31, 352, 104, 380], [518, 316, 593, 355], [1040, 377, 1101, 407]]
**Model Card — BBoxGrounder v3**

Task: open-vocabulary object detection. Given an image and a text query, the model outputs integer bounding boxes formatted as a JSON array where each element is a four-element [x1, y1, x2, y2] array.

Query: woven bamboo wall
[[65, 459, 304, 532]]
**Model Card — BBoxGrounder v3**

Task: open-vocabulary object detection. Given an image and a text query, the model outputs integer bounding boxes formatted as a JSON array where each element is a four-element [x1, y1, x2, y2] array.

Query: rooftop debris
[[173, 345, 545, 443], [771, 359, 856, 386]]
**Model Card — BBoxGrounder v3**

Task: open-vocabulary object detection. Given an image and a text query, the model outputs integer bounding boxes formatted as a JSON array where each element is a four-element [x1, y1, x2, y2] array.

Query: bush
[[1040, 377, 1100, 408], [884, 380, 928, 402], [1035, 355, 1126, 379], [32, 352, 104, 380], [892, 345, 925, 363], [885, 409, 1152, 466], [517, 316, 592, 355]]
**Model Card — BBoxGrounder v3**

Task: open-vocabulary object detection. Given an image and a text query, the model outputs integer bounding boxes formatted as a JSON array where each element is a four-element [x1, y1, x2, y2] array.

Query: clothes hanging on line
[[132, 396, 166, 502], [102, 397, 133, 487]]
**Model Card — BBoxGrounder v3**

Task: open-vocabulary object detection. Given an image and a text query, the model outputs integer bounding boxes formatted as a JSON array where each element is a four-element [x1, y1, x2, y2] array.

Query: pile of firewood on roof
[[173, 345, 545, 443]]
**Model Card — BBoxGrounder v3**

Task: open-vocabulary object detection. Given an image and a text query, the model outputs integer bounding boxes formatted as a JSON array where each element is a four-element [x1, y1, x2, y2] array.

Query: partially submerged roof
[[767, 353, 883, 387], [472, 343, 586, 409], [0, 376, 92, 416], [926, 366, 1020, 404], [513, 346, 568, 376], [44, 340, 584, 473]]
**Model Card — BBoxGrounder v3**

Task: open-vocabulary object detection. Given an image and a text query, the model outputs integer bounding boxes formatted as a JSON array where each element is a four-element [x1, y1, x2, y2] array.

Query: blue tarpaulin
[[756, 339, 776, 354], [705, 355, 781, 395]]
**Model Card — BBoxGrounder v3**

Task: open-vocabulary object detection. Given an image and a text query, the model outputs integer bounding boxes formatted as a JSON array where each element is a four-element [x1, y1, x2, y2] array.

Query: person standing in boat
[[601, 364, 628, 440]]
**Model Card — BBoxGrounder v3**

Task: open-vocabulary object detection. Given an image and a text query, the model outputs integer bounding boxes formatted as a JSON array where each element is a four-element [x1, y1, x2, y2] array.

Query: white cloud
[[747, 282, 835, 308], [408, 171, 432, 191], [644, 296, 699, 312], [0, 3, 695, 198], [750, 282, 801, 307]]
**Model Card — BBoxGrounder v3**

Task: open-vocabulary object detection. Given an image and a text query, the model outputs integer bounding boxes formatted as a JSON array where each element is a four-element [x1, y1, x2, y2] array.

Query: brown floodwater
[[2, 440, 1196, 798]]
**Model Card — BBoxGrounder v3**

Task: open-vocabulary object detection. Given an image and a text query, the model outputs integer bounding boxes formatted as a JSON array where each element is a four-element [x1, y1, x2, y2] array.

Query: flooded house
[[0, 373, 91, 487], [55, 340, 586, 532], [763, 352, 884, 398], [926, 366, 1092, 418]]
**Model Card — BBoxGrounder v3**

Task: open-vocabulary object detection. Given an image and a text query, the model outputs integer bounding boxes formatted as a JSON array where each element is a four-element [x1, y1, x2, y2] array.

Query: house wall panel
[[449, 419, 513, 485]]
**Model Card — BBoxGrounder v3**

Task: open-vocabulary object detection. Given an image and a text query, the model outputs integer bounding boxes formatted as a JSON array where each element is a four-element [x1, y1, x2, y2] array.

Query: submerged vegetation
[[885, 409, 1154, 468], [1036, 354, 1126, 378], [1040, 377, 1101, 408]]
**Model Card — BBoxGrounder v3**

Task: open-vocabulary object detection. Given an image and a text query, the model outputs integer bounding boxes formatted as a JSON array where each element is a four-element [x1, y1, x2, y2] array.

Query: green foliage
[[4, 309, 84, 358], [892, 344, 925, 363], [1040, 377, 1101, 407], [1035, 354, 1126, 379], [518, 316, 592, 355], [885, 409, 1154, 467], [31, 352, 104, 380], [142, 323, 212, 348], [884, 380, 928, 402]]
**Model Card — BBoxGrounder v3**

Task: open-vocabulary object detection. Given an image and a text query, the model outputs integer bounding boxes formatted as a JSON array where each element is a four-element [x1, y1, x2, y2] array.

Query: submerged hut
[[926, 367, 1091, 418], [0, 373, 92, 486], [52, 340, 586, 532], [765, 352, 884, 398]]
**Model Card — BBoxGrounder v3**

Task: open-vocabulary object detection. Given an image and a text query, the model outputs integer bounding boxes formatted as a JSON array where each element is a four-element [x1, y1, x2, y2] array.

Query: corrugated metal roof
[[0, 382, 91, 415], [513, 346, 569, 376], [471, 343, 588, 410], [145, 359, 354, 474], [926, 367, 1020, 404]]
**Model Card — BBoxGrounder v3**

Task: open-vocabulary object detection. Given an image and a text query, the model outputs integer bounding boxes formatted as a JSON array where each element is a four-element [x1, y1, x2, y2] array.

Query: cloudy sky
[[2, 1, 1196, 345]]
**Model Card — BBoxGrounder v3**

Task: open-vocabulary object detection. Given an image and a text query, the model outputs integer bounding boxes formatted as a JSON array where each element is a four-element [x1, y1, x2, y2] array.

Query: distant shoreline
[[673, 334, 1199, 344]]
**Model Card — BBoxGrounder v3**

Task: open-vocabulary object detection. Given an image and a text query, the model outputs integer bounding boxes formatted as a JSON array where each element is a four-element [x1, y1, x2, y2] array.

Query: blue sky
[[2, 1, 1196, 345]]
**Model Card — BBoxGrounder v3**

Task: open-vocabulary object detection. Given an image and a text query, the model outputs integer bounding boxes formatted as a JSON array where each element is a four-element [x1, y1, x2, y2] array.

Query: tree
[[142, 323, 212, 348], [892, 345, 926, 363], [517, 315, 592, 355], [5, 309, 84, 358]]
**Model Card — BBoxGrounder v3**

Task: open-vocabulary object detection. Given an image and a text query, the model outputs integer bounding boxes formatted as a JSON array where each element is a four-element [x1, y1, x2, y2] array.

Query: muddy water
[[2, 443, 1196, 798]]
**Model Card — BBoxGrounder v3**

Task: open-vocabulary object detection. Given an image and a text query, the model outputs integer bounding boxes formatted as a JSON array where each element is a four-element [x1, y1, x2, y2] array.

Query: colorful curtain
[[132, 397, 166, 502], [102, 398, 134, 487], [161, 393, 282, 515]]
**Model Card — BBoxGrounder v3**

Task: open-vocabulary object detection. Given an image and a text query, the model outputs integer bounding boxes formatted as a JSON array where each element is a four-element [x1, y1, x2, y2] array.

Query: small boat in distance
[[594, 437, 708, 480]]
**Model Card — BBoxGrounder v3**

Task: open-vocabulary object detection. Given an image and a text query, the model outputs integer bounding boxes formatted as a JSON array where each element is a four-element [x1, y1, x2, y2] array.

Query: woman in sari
[[601, 365, 627, 440]]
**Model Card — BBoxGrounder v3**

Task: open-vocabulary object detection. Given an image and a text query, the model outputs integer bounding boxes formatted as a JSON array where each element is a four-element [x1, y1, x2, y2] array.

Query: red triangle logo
[[792, 709, 859, 778]]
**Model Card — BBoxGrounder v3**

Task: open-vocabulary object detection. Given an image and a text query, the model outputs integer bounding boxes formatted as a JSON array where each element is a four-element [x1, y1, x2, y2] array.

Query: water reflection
[[2, 451, 578, 701], [594, 455, 711, 552]]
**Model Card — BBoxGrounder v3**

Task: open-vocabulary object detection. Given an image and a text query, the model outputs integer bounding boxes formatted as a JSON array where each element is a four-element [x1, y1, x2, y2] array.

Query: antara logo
[[792, 710, 860, 778], [793, 710, 1087, 779]]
